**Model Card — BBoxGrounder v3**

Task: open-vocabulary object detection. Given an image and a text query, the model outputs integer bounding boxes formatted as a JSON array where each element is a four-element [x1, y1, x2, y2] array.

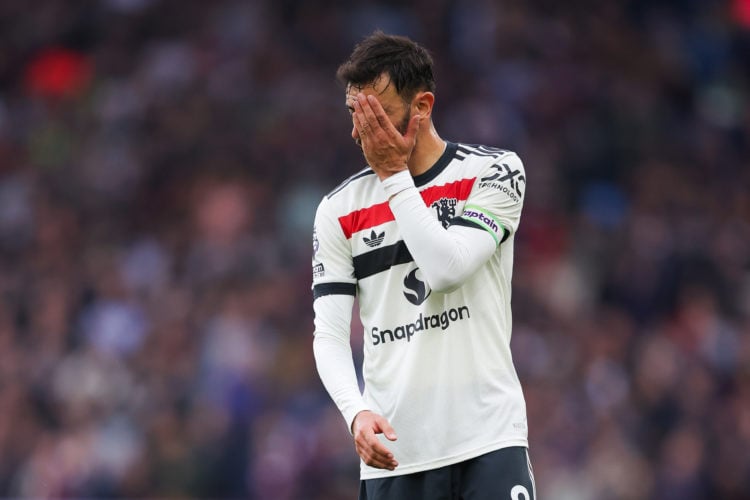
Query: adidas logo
[[363, 229, 385, 247]]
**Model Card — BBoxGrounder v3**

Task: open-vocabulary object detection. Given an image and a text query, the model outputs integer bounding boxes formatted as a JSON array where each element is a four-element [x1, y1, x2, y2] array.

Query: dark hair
[[337, 31, 436, 102]]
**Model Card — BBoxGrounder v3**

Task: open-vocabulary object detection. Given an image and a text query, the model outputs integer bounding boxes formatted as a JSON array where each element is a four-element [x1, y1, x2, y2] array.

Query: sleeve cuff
[[344, 404, 372, 434], [380, 169, 414, 199]]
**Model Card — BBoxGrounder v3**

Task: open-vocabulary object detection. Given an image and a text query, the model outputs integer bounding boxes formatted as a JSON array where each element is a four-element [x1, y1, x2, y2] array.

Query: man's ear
[[413, 91, 435, 120]]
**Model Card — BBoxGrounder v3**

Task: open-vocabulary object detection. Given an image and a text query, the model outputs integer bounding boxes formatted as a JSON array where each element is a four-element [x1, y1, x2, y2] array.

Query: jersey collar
[[412, 142, 458, 187]]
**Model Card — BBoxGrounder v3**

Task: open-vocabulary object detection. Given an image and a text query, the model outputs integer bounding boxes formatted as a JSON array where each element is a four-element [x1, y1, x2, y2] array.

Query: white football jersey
[[313, 142, 528, 479]]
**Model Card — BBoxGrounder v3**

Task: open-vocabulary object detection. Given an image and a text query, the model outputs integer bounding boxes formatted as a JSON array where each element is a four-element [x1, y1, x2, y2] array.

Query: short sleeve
[[312, 196, 357, 300], [454, 152, 526, 245]]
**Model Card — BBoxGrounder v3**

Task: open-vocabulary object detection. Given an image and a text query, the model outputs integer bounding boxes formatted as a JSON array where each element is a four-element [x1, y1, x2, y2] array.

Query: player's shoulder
[[324, 166, 377, 200], [455, 142, 521, 163], [454, 143, 525, 181]]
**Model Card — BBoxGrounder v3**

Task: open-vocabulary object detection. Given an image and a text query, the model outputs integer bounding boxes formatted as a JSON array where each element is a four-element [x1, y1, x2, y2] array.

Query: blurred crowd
[[0, 0, 748, 498]]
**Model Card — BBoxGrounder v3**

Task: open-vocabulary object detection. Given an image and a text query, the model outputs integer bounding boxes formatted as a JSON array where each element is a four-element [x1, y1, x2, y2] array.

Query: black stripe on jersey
[[327, 168, 375, 199], [450, 217, 484, 230], [457, 145, 497, 158], [451, 217, 511, 243], [353, 241, 413, 280], [464, 143, 510, 155], [457, 144, 510, 159], [412, 142, 459, 187], [313, 282, 357, 300]]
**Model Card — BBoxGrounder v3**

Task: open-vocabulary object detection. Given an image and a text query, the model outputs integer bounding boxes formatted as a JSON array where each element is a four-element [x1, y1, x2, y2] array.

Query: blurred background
[[0, 0, 748, 498]]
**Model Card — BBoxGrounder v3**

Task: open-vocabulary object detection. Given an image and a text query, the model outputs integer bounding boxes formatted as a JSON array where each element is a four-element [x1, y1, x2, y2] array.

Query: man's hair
[[337, 31, 435, 102]]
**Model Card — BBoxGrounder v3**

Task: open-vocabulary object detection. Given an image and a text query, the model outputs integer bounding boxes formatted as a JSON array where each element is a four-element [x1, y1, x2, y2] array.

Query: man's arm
[[383, 149, 526, 292], [312, 196, 399, 470], [313, 294, 399, 471], [312, 293, 366, 427], [382, 171, 498, 292], [351, 92, 510, 292]]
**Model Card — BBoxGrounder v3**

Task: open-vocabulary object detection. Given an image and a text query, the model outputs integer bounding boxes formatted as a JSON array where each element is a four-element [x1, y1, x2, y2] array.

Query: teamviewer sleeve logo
[[480, 162, 525, 198], [403, 268, 431, 305]]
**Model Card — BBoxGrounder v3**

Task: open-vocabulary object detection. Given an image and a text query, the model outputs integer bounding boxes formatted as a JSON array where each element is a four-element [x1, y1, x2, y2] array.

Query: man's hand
[[351, 410, 399, 470], [353, 93, 420, 180]]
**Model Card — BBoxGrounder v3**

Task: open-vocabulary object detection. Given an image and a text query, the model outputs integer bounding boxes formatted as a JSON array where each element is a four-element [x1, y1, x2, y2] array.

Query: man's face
[[346, 74, 411, 146]]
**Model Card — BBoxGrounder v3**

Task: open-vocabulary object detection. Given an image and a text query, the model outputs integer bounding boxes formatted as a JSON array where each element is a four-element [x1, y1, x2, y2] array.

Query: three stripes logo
[[363, 229, 385, 248]]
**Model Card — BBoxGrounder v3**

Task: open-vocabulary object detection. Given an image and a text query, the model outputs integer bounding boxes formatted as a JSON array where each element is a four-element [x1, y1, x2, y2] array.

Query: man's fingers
[[355, 447, 395, 470], [360, 93, 405, 144], [365, 94, 393, 131], [368, 433, 394, 458], [357, 446, 396, 470], [356, 429, 392, 459], [358, 93, 379, 124], [356, 436, 398, 470], [352, 100, 371, 137], [353, 95, 377, 129], [403, 114, 421, 144], [376, 417, 399, 441], [353, 421, 399, 470]]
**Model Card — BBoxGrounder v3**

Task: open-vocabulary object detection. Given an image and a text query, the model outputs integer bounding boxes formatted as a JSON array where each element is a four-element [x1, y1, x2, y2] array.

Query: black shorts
[[359, 446, 536, 500]]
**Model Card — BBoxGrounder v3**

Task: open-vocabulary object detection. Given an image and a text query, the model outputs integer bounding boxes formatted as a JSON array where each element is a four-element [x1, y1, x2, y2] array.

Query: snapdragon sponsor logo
[[403, 268, 431, 305], [370, 306, 471, 346]]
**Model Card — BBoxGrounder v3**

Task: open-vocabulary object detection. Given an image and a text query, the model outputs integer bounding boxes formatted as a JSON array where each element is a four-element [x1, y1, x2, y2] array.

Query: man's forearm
[[313, 294, 369, 431], [383, 171, 496, 292]]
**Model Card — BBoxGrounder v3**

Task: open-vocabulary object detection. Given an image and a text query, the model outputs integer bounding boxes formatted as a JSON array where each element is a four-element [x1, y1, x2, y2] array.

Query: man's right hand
[[351, 410, 399, 470]]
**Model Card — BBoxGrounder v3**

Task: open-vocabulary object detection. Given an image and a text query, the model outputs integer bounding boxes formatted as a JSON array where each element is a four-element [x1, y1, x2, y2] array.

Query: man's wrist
[[350, 409, 372, 433], [372, 163, 408, 181], [380, 169, 414, 199]]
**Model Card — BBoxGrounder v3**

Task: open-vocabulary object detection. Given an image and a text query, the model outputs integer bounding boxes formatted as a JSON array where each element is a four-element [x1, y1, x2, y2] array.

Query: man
[[312, 31, 535, 499]]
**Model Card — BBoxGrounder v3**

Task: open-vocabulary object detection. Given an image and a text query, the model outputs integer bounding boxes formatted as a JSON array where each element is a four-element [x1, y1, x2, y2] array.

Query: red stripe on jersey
[[338, 201, 393, 239], [338, 177, 476, 239], [420, 178, 475, 206]]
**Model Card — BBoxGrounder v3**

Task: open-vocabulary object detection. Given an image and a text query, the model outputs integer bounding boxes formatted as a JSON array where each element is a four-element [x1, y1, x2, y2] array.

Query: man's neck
[[407, 124, 447, 177]]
